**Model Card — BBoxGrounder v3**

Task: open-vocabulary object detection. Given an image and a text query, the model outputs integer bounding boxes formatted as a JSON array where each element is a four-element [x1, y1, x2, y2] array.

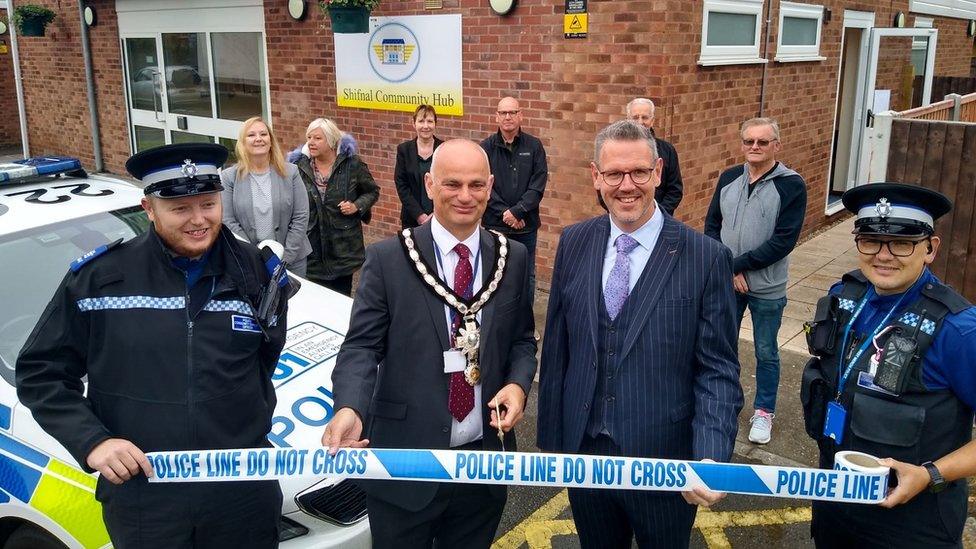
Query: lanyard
[[433, 242, 481, 338], [835, 287, 908, 399]]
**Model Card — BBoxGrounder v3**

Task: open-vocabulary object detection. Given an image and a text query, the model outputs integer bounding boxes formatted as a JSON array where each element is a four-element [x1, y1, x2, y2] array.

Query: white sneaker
[[748, 410, 774, 444]]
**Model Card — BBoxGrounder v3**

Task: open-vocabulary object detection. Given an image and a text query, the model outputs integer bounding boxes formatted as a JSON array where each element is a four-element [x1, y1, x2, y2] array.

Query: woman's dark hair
[[414, 104, 437, 123]]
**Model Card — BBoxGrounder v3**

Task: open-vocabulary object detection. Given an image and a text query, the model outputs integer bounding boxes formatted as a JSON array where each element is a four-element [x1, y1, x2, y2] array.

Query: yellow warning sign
[[563, 13, 587, 38]]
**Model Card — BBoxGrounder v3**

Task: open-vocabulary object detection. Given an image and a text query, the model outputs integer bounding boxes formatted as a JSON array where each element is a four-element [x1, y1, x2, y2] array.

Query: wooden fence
[[897, 92, 976, 122], [886, 118, 976, 300]]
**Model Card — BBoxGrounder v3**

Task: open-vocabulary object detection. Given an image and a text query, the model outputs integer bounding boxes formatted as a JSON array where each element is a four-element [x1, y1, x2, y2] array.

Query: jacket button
[[591, 361, 597, 369], [583, 403, 589, 410], [926, 284, 933, 290], [442, 426, 449, 433]]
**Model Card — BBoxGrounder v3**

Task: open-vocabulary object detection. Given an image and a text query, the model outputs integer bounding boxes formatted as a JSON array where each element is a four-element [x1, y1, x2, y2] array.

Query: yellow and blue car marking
[[0, 403, 110, 548]]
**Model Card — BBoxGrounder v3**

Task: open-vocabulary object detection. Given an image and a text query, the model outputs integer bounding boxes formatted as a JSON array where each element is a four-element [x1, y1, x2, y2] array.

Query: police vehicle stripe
[[76, 296, 254, 316], [146, 447, 890, 505]]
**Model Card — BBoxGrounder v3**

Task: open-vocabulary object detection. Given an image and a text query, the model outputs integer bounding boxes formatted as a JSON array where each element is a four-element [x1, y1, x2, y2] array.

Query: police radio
[[873, 312, 924, 394]]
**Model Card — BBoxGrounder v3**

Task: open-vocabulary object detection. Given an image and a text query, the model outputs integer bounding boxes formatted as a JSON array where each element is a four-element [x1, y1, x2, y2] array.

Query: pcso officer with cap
[[802, 182, 976, 548], [17, 143, 290, 548]]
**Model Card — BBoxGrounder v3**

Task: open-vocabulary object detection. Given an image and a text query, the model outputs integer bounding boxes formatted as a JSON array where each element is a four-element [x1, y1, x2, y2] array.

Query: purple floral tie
[[604, 234, 639, 320]]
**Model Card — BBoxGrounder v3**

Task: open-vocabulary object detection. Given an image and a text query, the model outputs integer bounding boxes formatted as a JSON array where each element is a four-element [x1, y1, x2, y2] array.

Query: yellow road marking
[[494, 490, 812, 549]]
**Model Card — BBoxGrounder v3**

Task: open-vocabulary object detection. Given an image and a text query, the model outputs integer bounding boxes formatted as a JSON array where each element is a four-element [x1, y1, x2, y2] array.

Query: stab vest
[[812, 270, 973, 467]]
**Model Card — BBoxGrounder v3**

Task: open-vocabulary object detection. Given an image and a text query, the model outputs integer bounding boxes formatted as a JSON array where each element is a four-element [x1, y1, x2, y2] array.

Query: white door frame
[[855, 27, 938, 189], [824, 10, 875, 215]]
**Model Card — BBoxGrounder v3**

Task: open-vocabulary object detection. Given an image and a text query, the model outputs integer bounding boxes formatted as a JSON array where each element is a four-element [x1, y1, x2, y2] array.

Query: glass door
[[855, 27, 937, 187], [121, 31, 269, 162]]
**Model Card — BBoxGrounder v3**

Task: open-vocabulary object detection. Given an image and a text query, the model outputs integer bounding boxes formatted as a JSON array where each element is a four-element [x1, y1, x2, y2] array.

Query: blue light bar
[[0, 156, 83, 184]]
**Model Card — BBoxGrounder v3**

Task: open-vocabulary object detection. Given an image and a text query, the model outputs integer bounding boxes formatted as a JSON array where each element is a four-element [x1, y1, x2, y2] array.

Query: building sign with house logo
[[334, 14, 463, 116]]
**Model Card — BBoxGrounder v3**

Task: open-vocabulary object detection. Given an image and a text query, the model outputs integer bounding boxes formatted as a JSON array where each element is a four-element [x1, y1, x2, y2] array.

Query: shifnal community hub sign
[[334, 14, 464, 116]]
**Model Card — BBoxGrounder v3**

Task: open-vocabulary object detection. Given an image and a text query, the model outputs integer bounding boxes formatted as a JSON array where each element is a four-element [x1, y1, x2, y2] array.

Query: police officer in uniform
[[17, 144, 290, 548], [802, 183, 976, 548]]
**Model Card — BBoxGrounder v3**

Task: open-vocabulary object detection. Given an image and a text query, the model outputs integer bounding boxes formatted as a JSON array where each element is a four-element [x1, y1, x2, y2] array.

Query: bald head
[[425, 139, 494, 239]]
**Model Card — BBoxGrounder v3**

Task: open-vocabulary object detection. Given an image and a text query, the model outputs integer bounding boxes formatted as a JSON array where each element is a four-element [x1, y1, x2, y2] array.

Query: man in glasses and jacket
[[802, 182, 976, 547], [704, 117, 807, 445]]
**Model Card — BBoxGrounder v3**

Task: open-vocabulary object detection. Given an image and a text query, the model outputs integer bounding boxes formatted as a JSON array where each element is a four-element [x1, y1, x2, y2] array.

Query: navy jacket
[[537, 214, 743, 461], [480, 129, 548, 234]]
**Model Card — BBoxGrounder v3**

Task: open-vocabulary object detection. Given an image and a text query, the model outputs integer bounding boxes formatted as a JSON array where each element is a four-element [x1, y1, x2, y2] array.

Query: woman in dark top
[[394, 104, 443, 228], [291, 118, 379, 296]]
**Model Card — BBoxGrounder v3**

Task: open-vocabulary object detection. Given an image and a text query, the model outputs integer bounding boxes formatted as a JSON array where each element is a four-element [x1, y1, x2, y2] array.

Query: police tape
[[144, 447, 891, 504]]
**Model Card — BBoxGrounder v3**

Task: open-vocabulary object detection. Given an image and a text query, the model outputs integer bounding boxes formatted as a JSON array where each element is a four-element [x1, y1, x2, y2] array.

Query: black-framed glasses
[[855, 237, 929, 257], [497, 110, 521, 117], [598, 169, 654, 186], [742, 138, 777, 147]]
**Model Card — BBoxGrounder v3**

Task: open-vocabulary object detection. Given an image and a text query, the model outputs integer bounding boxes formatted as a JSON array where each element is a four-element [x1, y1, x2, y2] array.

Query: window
[[775, 2, 826, 62], [699, 0, 767, 66]]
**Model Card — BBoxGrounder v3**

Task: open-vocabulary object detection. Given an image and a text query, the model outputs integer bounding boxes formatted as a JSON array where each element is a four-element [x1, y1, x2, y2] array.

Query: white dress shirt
[[602, 202, 665, 293], [430, 217, 484, 447]]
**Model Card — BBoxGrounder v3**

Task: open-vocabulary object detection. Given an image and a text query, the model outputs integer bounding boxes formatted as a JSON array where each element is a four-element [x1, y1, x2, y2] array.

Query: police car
[[0, 157, 370, 548]]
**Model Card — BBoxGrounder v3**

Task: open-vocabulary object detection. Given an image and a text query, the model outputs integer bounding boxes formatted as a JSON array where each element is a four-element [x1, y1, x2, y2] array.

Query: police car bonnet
[[842, 182, 952, 237], [126, 143, 228, 198]]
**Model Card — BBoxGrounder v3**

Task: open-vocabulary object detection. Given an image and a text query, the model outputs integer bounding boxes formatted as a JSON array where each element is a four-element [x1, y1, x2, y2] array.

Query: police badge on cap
[[842, 182, 952, 237], [126, 143, 228, 198]]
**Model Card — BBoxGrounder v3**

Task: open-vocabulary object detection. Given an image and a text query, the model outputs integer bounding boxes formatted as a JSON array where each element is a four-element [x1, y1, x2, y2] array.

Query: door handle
[[865, 109, 874, 128], [151, 70, 164, 122]]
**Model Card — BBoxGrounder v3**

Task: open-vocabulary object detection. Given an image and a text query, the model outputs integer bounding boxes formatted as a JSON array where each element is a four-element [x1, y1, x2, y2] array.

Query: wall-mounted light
[[823, 7, 831, 24], [0, 20, 7, 35], [288, 0, 307, 21], [893, 11, 906, 28], [84, 5, 97, 27], [489, 0, 517, 16], [968, 20, 975, 37]]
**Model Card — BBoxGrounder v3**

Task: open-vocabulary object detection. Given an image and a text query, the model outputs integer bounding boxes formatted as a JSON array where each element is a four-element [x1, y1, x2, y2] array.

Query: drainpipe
[[757, 0, 774, 117], [78, 0, 102, 171], [6, 0, 30, 158]]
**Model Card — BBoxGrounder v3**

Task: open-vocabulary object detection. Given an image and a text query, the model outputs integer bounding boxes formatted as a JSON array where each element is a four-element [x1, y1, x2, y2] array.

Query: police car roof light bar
[[0, 156, 85, 184]]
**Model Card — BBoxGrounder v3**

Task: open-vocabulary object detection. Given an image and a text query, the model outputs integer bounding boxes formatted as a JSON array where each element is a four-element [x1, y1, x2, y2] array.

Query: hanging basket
[[19, 17, 48, 36], [328, 6, 370, 34]]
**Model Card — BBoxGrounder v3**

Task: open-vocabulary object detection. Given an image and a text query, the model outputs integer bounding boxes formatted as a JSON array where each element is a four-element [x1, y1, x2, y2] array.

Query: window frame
[[698, 0, 768, 67], [775, 1, 826, 62]]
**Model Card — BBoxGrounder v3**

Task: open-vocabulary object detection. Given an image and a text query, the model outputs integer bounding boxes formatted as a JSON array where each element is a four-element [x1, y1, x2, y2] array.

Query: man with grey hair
[[705, 117, 807, 445], [538, 120, 742, 548], [626, 97, 683, 215]]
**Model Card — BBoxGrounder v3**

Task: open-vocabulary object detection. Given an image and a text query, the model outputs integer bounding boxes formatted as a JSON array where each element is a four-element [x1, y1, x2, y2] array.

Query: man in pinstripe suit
[[537, 120, 743, 548]]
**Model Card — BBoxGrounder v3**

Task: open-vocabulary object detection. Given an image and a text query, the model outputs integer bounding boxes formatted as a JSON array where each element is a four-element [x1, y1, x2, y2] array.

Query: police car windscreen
[[0, 206, 150, 381]]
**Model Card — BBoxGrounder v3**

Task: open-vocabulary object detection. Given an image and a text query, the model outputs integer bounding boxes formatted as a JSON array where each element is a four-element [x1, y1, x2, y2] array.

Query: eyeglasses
[[598, 169, 654, 186], [742, 138, 777, 147], [497, 110, 521, 117], [855, 237, 929, 257]]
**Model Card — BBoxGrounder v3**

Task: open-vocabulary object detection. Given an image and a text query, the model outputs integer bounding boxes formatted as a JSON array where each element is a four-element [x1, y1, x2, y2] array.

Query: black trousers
[[307, 273, 353, 297], [568, 435, 697, 549], [99, 478, 282, 549], [365, 440, 506, 549], [811, 484, 967, 549]]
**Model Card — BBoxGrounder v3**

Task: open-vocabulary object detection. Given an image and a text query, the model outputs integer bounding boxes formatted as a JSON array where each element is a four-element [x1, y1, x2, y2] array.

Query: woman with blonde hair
[[290, 117, 378, 296], [220, 117, 311, 275]]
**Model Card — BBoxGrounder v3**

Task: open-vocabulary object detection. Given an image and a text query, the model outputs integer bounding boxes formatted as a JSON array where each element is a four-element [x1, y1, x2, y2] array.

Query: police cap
[[126, 143, 228, 198], [842, 182, 952, 237]]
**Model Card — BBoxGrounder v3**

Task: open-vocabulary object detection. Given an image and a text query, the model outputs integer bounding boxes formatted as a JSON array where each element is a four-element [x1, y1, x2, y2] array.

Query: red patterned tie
[[448, 243, 475, 422]]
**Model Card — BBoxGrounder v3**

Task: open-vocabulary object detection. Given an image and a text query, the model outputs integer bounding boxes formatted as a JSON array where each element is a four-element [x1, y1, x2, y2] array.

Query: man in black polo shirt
[[481, 96, 548, 298], [626, 97, 683, 215]]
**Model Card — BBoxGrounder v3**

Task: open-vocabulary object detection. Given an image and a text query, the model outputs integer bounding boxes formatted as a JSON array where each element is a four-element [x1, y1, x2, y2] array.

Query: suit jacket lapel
[[587, 217, 611, 352], [619, 215, 683, 361], [477, 228, 496, 362], [412, 223, 451, 351]]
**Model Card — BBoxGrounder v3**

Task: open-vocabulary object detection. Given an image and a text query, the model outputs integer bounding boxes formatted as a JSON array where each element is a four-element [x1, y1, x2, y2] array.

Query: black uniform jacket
[[16, 225, 286, 476], [480, 129, 548, 234]]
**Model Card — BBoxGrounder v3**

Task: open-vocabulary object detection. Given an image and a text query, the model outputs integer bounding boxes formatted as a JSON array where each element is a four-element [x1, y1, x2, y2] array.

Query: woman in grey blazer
[[221, 116, 311, 275]]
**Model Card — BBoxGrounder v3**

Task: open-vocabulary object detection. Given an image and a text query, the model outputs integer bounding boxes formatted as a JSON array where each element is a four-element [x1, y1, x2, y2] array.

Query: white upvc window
[[698, 0, 767, 66], [775, 2, 826, 62]]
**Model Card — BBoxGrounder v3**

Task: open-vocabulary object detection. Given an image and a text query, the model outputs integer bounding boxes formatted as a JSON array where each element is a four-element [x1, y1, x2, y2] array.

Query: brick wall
[[930, 15, 975, 78], [0, 8, 22, 148], [13, 0, 976, 287]]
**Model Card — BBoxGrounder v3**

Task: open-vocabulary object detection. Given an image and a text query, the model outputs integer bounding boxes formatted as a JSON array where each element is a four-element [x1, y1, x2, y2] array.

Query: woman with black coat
[[394, 104, 443, 229]]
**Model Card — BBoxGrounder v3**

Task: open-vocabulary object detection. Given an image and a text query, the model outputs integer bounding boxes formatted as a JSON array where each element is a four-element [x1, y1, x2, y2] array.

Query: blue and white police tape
[[145, 448, 890, 504]]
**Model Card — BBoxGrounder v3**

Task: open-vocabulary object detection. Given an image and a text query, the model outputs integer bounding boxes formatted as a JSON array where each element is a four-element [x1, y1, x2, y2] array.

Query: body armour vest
[[806, 270, 972, 468]]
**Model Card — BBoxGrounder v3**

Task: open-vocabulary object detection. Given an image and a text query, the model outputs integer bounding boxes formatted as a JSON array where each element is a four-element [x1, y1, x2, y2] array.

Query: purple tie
[[448, 243, 475, 422], [605, 234, 639, 320]]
